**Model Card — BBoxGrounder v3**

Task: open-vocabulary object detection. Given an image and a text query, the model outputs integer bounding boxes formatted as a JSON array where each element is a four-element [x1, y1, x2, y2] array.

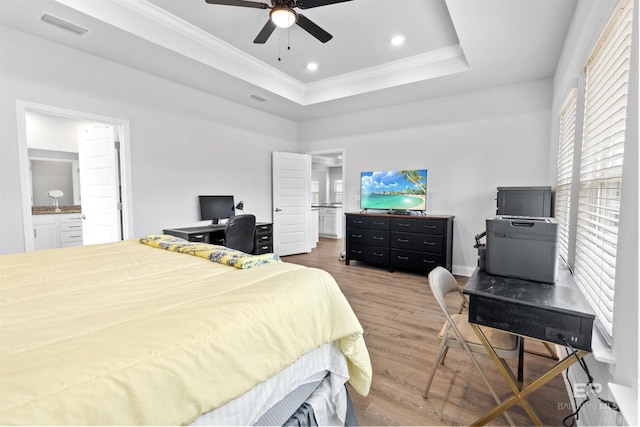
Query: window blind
[[573, 0, 632, 343], [556, 89, 577, 261]]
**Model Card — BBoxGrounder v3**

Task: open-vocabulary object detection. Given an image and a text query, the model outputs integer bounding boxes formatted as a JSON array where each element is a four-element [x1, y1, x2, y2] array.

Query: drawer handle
[[260, 236, 269, 241], [353, 220, 363, 224], [398, 223, 410, 227], [69, 235, 82, 238], [69, 225, 81, 229], [423, 259, 436, 264], [259, 226, 269, 230], [397, 256, 409, 260], [194, 234, 204, 238], [261, 245, 269, 250], [423, 241, 436, 245], [424, 225, 437, 229], [373, 221, 384, 225], [397, 239, 409, 243], [373, 252, 384, 257], [352, 250, 363, 254], [352, 234, 363, 238]]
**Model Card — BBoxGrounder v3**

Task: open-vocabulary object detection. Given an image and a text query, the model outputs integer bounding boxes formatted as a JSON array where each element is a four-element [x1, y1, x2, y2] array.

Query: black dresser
[[345, 212, 454, 274]]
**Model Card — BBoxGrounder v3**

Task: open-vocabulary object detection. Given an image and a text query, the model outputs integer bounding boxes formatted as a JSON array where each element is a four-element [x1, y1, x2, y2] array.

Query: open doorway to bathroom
[[16, 101, 133, 252]]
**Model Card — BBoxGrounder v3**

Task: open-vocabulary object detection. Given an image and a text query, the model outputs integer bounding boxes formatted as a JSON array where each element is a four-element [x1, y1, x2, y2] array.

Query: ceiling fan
[[204, 0, 352, 44]]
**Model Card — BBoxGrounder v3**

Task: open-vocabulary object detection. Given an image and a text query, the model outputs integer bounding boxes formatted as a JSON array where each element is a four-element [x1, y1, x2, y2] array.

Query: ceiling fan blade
[[204, 0, 268, 9], [254, 19, 277, 43], [296, 0, 352, 9], [296, 14, 332, 43]]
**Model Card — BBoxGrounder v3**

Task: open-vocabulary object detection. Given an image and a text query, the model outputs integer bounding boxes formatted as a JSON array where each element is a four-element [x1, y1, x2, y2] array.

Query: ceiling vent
[[249, 94, 270, 102], [39, 12, 90, 36]]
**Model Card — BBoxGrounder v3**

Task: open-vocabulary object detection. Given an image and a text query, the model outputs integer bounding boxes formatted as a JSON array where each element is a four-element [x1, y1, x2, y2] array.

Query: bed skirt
[[190, 342, 358, 426]]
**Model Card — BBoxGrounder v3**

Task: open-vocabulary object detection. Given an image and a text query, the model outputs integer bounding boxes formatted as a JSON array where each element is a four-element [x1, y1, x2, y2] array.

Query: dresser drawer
[[367, 217, 390, 230], [390, 218, 417, 232], [256, 223, 273, 236], [254, 242, 273, 254], [163, 229, 211, 243], [390, 218, 445, 235], [415, 220, 445, 235], [255, 233, 272, 244], [188, 233, 210, 243], [347, 229, 389, 247], [59, 221, 83, 232], [346, 215, 367, 229], [391, 232, 444, 253], [348, 244, 389, 266], [391, 249, 443, 273], [60, 229, 83, 245]]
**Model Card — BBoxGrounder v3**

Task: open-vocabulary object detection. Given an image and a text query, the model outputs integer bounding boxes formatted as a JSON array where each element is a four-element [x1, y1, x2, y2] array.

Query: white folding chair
[[423, 267, 522, 426]]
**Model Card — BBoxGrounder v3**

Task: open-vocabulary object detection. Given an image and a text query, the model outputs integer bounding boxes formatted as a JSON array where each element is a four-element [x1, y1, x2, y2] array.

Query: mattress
[[0, 239, 371, 425]]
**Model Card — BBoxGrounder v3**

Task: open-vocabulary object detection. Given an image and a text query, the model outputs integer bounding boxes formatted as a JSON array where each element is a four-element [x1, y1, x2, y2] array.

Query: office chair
[[223, 214, 256, 253], [423, 267, 522, 424]]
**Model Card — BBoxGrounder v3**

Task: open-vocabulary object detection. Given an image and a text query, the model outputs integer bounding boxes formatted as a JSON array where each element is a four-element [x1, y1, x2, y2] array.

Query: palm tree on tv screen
[[398, 170, 426, 194]]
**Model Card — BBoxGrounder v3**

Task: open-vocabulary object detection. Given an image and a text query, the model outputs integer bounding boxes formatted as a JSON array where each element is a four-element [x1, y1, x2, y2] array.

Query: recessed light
[[307, 62, 319, 71], [390, 35, 405, 46]]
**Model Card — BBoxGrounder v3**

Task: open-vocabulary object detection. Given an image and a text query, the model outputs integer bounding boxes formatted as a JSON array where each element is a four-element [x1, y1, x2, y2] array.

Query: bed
[[0, 237, 372, 425]]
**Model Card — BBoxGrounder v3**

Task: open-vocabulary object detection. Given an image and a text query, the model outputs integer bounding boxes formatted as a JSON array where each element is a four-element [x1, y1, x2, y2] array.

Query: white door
[[78, 126, 122, 245], [272, 152, 311, 256]]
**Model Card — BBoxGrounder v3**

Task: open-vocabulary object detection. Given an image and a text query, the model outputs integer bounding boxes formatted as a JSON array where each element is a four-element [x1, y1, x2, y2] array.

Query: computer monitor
[[198, 195, 235, 225]]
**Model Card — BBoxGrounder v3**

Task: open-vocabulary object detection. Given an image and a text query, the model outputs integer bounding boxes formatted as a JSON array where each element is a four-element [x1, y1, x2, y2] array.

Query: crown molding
[[54, 0, 468, 106], [55, 0, 306, 103], [303, 45, 469, 104]]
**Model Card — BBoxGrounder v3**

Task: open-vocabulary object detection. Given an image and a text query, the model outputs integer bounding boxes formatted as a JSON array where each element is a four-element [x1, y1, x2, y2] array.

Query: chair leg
[[423, 340, 448, 399], [440, 347, 450, 365]]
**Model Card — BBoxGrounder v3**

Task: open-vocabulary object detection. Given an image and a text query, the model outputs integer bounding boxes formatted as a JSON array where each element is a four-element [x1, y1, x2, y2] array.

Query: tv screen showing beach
[[360, 169, 427, 211]]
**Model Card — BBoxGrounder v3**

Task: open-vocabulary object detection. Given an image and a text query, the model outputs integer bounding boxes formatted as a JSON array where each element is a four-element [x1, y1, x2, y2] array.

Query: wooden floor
[[283, 238, 574, 426]]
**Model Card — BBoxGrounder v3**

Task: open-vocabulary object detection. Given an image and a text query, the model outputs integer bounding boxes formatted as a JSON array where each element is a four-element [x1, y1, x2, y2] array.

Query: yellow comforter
[[0, 240, 371, 425]]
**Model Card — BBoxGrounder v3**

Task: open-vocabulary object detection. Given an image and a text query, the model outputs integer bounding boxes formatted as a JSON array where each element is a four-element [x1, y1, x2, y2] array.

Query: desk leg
[[471, 324, 541, 425], [470, 324, 587, 426]]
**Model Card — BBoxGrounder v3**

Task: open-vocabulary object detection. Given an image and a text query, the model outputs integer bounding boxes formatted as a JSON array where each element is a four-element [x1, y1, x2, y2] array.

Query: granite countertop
[[32, 205, 82, 215]]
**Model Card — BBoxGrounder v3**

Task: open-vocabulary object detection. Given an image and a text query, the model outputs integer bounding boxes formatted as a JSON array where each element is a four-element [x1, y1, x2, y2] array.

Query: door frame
[[16, 100, 134, 252]]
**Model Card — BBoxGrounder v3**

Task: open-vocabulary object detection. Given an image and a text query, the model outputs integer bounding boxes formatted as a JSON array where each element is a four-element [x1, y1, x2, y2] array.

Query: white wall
[[299, 79, 553, 275], [549, 1, 638, 425], [0, 26, 297, 255], [26, 111, 90, 152]]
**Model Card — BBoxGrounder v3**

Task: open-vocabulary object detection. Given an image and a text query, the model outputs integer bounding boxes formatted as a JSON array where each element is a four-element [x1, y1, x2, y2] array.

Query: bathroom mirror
[[29, 156, 80, 207]]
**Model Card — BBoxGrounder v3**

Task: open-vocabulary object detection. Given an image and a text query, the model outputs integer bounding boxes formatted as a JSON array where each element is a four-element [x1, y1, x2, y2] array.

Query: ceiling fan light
[[270, 7, 296, 28]]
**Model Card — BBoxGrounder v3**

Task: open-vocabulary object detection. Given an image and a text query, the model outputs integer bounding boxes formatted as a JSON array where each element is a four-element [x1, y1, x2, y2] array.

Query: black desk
[[463, 264, 595, 426], [163, 223, 273, 255]]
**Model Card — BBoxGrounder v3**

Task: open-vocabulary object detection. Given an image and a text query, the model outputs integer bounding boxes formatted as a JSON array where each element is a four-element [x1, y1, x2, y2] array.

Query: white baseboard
[[452, 264, 476, 277]]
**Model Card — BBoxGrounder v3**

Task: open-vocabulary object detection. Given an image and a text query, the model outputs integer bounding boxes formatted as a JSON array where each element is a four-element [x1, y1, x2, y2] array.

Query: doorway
[[16, 101, 133, 252], [309, 149, 346, 250], [309, 149, 345, 206]]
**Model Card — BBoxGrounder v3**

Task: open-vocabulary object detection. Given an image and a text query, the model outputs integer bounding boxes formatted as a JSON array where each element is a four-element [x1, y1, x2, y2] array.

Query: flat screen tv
[[199, 195, 235, 224], [360, 169, 427, 212]]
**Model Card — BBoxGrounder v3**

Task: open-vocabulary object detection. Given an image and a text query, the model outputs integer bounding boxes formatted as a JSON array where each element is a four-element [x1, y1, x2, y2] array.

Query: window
[[334, 179, 343, 203], [572, 0, 632, 343], [311, 180, 319, 205], [556, 89, 578, 261]]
